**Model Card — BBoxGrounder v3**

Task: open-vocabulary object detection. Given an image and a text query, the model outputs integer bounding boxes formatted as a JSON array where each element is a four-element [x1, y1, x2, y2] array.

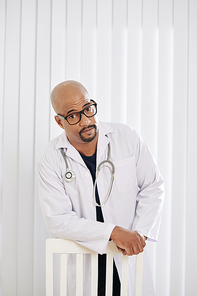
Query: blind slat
[[96, 0, 112, 121], [2, 0, 21, 294], [111, 0, 128, 123], [171, 0, 189, 295], [66, 0, 82, 80]]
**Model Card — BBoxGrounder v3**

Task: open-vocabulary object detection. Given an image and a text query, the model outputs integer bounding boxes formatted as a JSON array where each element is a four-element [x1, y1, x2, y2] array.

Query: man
[[38, 80, 164, 295]]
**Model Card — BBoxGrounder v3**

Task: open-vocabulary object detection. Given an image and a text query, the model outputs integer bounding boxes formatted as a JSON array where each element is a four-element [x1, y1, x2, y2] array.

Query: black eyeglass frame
[[57, 100, 97, 125]]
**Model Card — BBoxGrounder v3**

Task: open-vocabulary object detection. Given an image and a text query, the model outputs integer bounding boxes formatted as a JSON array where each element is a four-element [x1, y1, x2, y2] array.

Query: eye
[[68, 113, 78, 120], [85, 105, 94, 113]]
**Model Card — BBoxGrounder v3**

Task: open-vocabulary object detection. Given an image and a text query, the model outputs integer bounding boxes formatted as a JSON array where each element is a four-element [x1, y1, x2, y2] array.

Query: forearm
[[41, 206, 115, 253]]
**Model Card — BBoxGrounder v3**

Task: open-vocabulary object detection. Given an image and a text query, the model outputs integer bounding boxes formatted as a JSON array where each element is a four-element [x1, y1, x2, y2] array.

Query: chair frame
[[46, 238, 143, 296]]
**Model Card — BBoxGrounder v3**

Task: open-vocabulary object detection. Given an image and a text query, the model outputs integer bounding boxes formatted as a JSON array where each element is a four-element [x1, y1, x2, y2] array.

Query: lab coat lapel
[[66, 141, 86, 167], [55, 131, 86, 168], [97, 122, 114, 164]]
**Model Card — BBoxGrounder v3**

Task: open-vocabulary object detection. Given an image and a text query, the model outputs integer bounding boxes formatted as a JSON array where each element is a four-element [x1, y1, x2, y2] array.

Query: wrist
[[110, 225, 120, 241]]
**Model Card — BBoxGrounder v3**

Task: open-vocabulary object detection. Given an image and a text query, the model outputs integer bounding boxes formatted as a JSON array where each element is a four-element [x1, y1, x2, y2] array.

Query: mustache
[[79, 124, 97, 135]]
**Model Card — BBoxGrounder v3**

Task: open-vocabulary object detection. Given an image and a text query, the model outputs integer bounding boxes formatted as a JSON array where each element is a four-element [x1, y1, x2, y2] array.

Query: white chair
[[46, 238, 143, 296]]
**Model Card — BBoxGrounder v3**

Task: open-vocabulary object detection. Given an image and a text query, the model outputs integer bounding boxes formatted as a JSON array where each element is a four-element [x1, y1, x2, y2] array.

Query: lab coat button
[[85, 172, 89, 177], [90, 198, 93, 202]]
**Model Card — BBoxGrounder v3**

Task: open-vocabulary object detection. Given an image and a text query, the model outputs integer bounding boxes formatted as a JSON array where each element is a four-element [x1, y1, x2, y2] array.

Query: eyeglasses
[[57, 100, 97, 125]]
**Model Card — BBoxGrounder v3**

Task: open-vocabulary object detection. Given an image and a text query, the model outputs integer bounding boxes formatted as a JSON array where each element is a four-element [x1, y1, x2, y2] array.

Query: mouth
[[81, 127, 94, 134], [80, 125, 96, 135]]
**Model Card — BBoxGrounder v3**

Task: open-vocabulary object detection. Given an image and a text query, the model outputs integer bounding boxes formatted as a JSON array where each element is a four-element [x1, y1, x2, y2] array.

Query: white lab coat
[[38, 121, 164, 295]]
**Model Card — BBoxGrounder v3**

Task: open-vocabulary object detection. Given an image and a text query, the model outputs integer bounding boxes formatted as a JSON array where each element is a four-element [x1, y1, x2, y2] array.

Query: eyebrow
[[66, 102, 92, 115]]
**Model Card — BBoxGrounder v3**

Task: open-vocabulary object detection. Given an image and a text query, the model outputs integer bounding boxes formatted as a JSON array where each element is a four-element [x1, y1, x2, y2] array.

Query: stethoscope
[[60, 142, 115, 207]]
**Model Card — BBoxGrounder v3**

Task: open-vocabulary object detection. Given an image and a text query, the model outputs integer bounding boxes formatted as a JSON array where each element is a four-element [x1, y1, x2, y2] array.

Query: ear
[[54, 115, 64, 129]]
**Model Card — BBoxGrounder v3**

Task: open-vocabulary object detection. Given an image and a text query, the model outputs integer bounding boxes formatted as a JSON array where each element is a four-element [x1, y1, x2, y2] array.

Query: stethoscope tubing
[[60, 142, 115, 207]]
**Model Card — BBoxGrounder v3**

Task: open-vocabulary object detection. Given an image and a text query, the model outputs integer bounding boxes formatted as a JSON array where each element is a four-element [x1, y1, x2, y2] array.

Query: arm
[[38, 151, 115, 254], [110, 128, 164, 253], [132, 130, 164, 241]]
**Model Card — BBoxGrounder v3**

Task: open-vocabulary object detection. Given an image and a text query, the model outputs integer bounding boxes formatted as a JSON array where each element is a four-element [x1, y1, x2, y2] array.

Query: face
[[54, 87, 98, 149]]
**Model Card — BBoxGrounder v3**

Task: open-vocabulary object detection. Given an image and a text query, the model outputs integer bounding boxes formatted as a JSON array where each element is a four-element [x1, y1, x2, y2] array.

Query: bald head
[[51, 80, 89, 114]]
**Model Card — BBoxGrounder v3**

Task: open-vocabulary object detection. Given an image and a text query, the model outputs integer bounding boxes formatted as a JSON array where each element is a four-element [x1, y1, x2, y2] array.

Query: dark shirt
[[80, 152, 120, 296], [80, 152, 104, 222]]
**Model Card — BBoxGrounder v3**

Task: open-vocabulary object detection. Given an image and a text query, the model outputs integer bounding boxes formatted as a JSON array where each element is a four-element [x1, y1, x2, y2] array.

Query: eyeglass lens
[[67, 104, 96, 125]]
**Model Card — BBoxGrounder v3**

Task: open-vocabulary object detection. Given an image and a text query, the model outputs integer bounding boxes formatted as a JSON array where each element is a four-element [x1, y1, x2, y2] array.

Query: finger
[[137, 233, 146, 248], [125, 247, 134, 256], [132, 243, 142, 255], [141, 237, 146, 247], [117, 245, 127, 255], [117, 246, 124, 252], [134, 235, 145, 253], [139, 238, 145, 251], [121, 249, 127, 256]]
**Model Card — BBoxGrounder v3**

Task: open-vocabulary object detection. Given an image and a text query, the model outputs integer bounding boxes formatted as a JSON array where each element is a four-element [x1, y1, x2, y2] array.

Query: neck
[[78, 145, 97, 156]]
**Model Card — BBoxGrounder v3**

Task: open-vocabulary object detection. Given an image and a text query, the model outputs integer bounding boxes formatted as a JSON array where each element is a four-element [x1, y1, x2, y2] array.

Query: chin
[[80, 126, 97, 143], [80, 132, 97, 143]]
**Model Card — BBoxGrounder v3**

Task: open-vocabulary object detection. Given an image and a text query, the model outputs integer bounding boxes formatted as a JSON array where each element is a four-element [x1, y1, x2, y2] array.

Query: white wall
[[0, 0, 197, 295]]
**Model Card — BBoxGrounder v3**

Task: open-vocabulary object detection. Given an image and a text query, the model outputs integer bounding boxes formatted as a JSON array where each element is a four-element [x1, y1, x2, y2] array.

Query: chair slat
[[134, 252, 143, 296], [60, 254, 67, 296], [91, 253, 98, 296], [120, 255, 129, 296], [105, 253, 114, 296], [46, 241, 54, 296], [76, 254, 83, 296]]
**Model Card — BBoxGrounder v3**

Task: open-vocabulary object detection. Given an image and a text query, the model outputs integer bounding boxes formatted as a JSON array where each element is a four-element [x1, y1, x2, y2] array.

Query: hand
[[110, 226, 146, 256]]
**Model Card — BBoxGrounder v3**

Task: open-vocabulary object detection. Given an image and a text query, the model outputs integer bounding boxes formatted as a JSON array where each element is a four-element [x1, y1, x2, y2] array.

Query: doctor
[[38, 80, 164, 295]]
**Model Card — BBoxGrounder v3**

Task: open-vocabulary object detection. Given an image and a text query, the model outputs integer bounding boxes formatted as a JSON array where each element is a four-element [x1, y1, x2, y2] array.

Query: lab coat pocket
[[114, 156, 137, 194]]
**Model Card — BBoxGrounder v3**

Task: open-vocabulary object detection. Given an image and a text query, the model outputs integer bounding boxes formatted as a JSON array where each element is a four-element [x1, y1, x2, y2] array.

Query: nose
[[79, 113, 91, 126]]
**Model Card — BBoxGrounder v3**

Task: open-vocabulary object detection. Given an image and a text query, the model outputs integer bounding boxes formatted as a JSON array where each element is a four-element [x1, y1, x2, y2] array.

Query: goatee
[[79, 124, 97, 142]]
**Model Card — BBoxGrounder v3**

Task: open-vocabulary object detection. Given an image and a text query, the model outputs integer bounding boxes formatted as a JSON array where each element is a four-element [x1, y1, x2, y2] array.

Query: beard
[[79, 124, 97, 142]]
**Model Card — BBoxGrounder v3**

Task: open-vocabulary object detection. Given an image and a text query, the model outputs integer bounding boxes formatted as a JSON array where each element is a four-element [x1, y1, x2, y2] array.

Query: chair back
[[46, 238, 143, 296]]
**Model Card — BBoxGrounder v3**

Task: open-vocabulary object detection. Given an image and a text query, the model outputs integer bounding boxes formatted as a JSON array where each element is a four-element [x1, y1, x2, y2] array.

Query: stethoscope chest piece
[[65, 170, 76, 182], [60, 148, 76, 182]]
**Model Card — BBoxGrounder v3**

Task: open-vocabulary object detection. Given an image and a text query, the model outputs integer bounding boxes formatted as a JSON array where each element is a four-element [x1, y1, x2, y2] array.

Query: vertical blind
[[0, 0, 197, 295]]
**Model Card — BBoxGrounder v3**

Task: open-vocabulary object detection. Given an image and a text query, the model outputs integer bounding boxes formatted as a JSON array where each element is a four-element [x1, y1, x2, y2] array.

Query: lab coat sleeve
[[38, 152, 115, 254], [132, 130, 164, 241]]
